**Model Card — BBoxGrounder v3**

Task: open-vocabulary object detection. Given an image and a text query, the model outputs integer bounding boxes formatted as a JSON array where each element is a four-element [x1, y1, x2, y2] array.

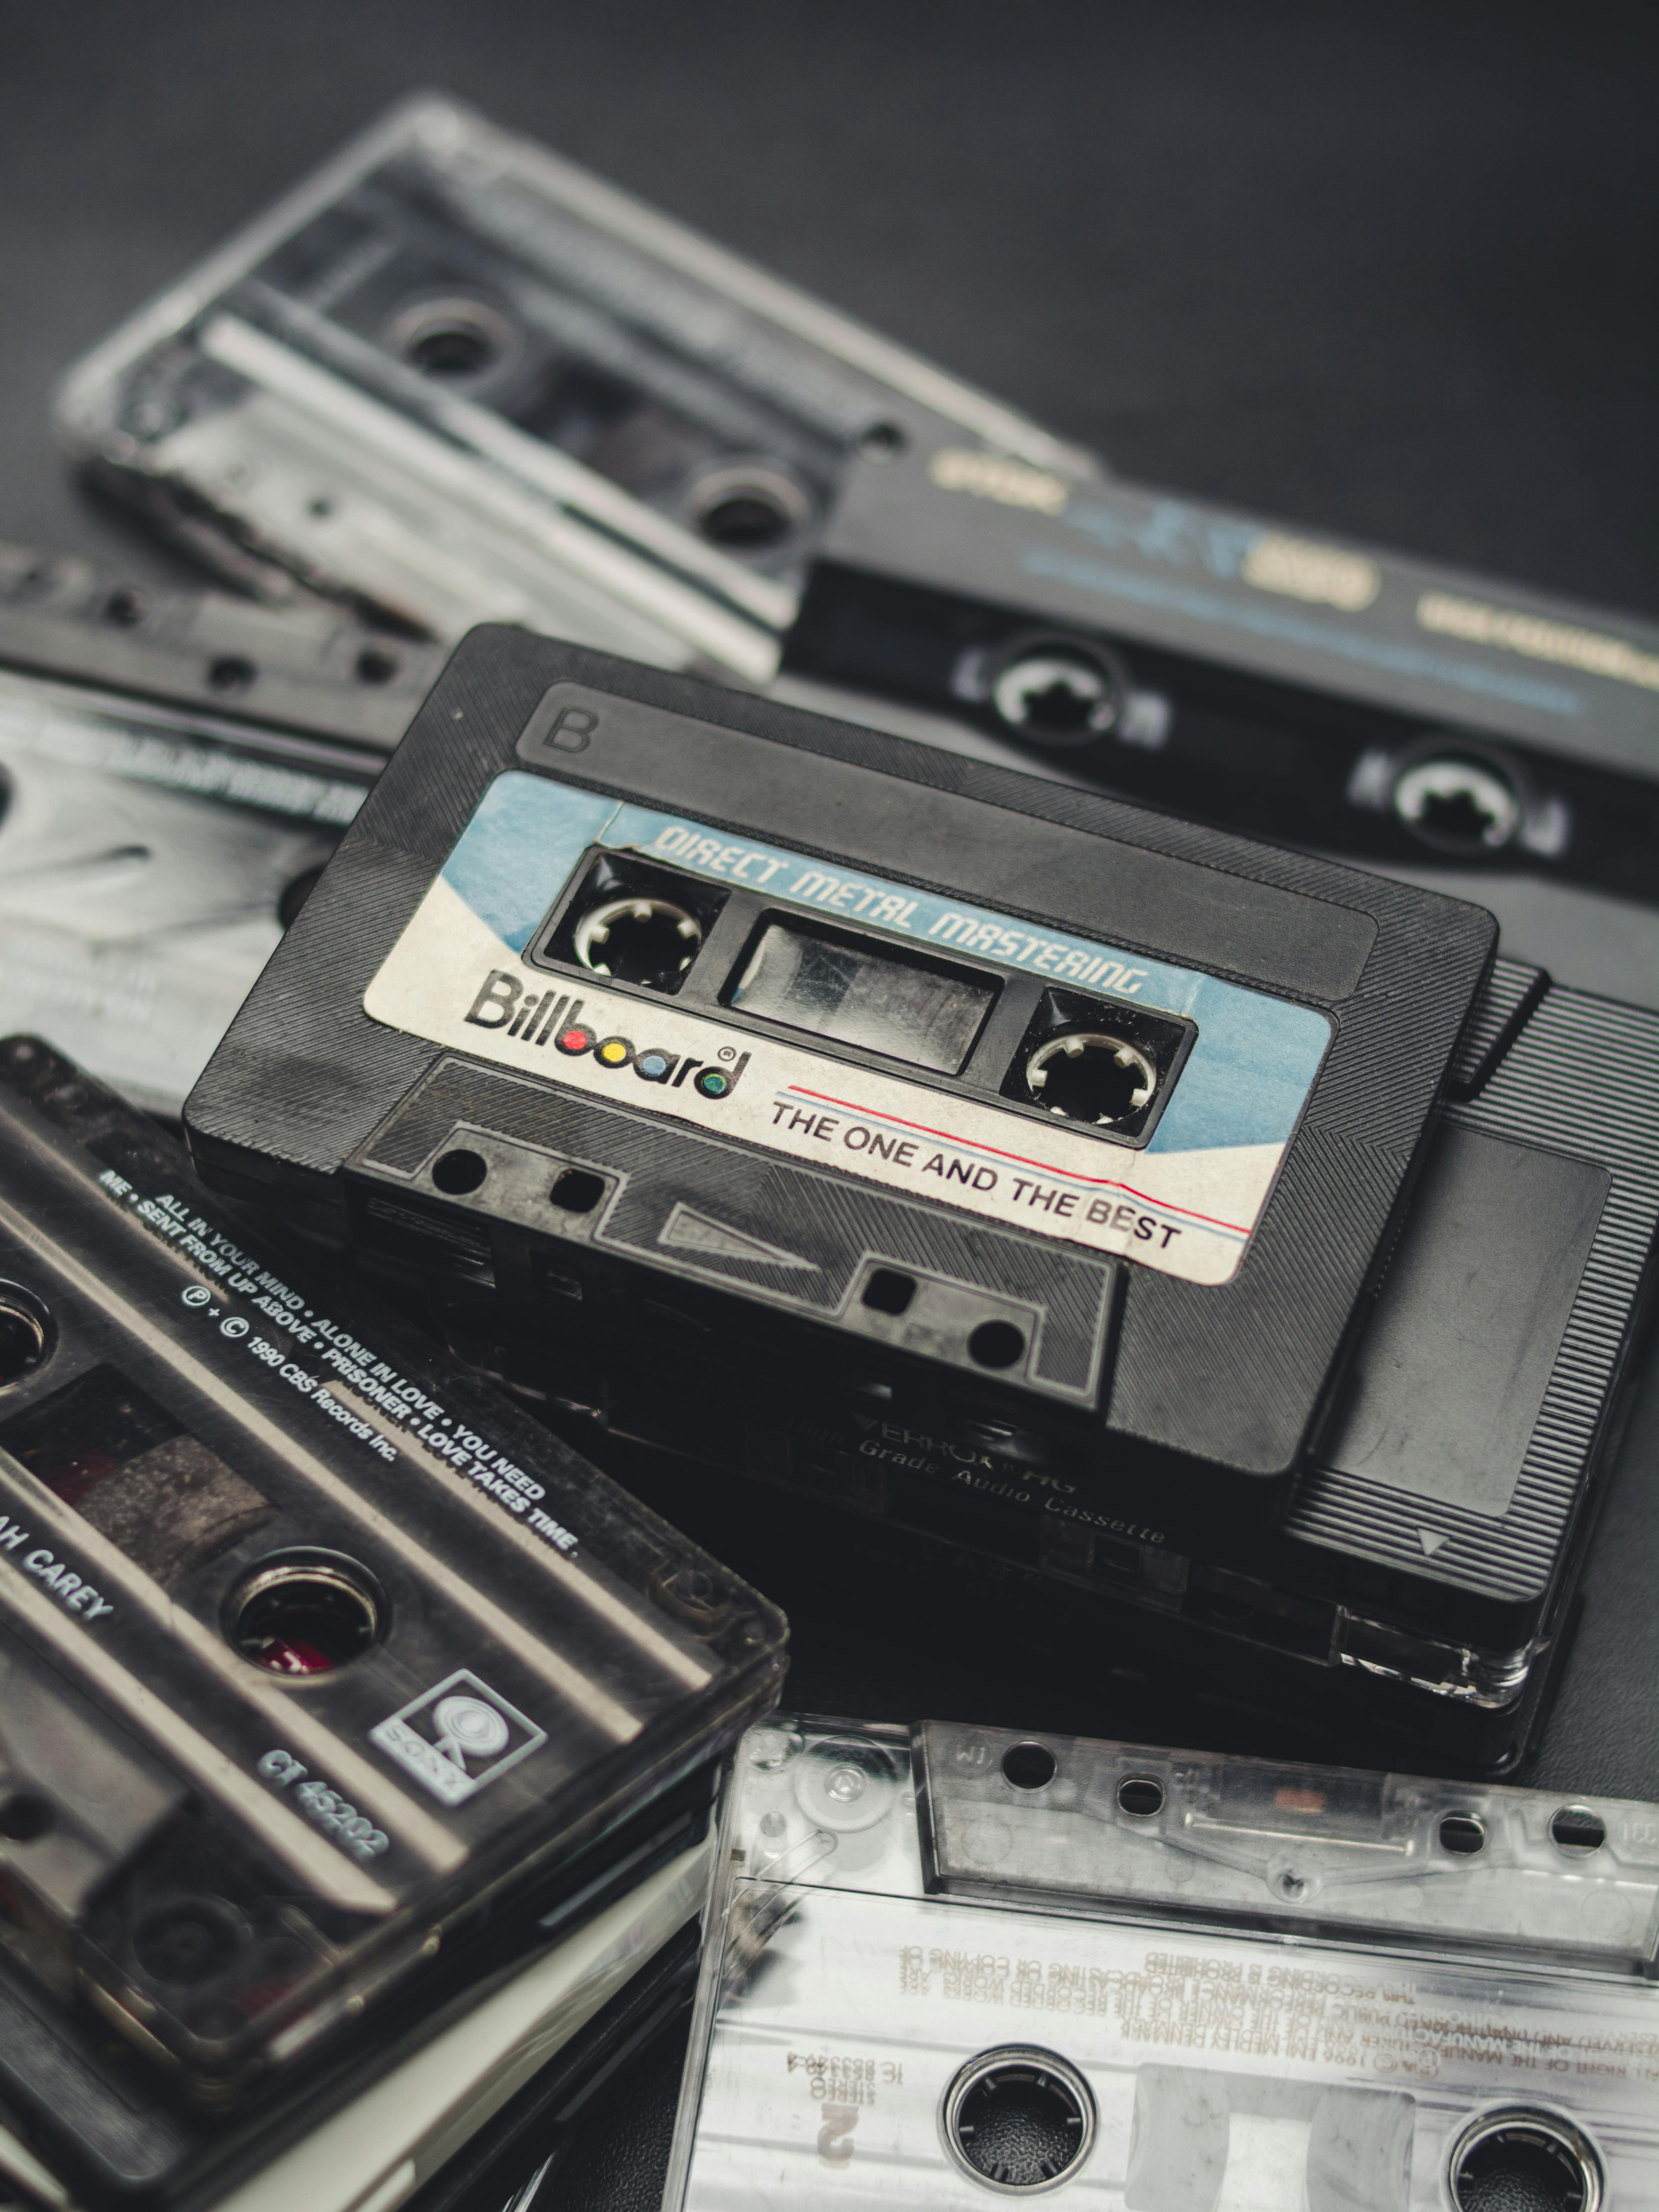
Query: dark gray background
[[0, 3, 1655, 2202]]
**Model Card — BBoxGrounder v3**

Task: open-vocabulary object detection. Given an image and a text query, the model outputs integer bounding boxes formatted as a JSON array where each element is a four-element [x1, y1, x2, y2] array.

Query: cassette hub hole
[[1393, 755, 1521, 852], [1449, 2112, 1602, 2212], [969, 1321, 1026, 1370], [573, 896, 702, 989], [944, 2049, 1096, 2192], [1117, 1776, 1164, 1817], [992, 650, 1122, 744], [0, 1287, 52, 1388], [389, 297, 516, 382], [688, 464, 810, 553], [1550, 1806, 1607, 1853], [132, 1897, 249, 1986], [432, 1148, 489, 1196], [1439, 1813, 1487, 1855], [0, 1792, 53, 1841], [1001, 1743, 1057, 1790], [862, 1268, 916, 1317], [699, 490, 790, 549], [1025, 1033, 1156, 1127], [230, 1556, 382, 1675]]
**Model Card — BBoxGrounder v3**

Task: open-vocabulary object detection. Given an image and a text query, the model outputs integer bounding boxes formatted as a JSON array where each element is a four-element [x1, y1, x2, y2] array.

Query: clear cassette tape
[[53, 98, 1659, 1013], [666, 1719, 1659, 2212], [0, 541, 439, 1116]]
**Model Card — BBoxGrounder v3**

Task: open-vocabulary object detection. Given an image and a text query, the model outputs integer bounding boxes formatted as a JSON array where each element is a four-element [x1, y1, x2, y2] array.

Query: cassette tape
[[180, 637, 1659, 1725], [0, 1037, 783, 2207], [0, 542, 441, 1115], [587, 947, 1659, 1732], [180, 629, 1499, 1546], [54, 95, 1659, 1004], [665, 1717, 1659, 2212]]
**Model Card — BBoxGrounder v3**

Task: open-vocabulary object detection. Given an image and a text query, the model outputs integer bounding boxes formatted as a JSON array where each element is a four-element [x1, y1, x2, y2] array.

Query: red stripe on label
[[781, 1085, 1252, 1237]]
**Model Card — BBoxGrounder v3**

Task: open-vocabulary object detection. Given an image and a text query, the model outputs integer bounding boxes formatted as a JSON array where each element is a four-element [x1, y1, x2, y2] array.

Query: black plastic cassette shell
[[185, 629, 1496, 1497], [355, 945, 1659, 1721], [1291, 973, 1659, 1600], [575, 977, 1659, 1637]]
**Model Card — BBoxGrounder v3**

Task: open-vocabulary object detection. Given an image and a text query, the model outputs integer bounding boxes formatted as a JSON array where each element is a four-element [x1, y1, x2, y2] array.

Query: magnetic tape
[[180, 633, 1659, 1732], [0, 1036, 784, 2208], [53, 95, 1659, 1005], [0, 541, 440, 1116], [665, 1715, 1659, 2212]]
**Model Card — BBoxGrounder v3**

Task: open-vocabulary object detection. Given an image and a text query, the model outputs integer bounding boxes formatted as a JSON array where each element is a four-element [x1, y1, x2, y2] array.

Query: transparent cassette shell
[[0, 1042, 786, 2106], [666, 1719, 1659, 2212], [0, 667, 375, 1115], [55, 97, 1094, 674]]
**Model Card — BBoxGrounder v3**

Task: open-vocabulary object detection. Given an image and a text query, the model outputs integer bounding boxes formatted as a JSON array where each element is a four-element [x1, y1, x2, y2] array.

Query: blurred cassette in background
[[56, 95, 1659, 1007], [0, 543, 438, 1115]]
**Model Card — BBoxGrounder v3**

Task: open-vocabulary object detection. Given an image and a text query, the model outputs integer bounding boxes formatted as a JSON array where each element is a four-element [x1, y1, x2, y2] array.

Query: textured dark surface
[[0, 9, 1655, 2210]]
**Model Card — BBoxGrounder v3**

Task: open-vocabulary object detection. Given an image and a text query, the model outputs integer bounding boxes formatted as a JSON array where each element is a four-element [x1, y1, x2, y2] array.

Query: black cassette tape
[[54, 95, 1659, 1004], [183, 628, 1496, 1549], [0, 541, 441, 1115], [666, 1717, 1659, 2212], [597, 949, 1659, 1740], [0, 1037, 783, 2207]]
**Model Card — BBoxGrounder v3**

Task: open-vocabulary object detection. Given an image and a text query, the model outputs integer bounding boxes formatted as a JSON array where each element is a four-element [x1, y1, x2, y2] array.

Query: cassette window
[[726, 919, 997, 1076], [0, 1364, 277, 1591]]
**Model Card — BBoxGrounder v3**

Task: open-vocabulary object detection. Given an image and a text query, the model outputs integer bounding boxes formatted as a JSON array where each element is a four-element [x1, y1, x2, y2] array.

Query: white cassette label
[[363, 778, 1333, 1286]]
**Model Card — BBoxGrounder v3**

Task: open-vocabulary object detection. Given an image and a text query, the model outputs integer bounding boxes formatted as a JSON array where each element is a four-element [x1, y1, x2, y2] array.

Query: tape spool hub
[[1448, 2110, 1602, 2212], [573, 895, 702, 989], [942, 2047, 1096, 2193], [1024, 1032, 1156, 1125]]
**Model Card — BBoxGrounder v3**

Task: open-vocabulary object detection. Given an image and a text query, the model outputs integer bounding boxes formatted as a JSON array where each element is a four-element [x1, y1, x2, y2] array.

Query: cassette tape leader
[[54, 95, 1659, 1006], [0, 1037, 784, 2209], [180, 634, 1659, 1733], [665, 1716, 1659, 2212], [0, 540, 441, 1116]]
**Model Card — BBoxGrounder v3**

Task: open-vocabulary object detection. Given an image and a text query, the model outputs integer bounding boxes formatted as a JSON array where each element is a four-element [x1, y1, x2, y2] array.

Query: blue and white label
[[364, 776, 1332, 1285]]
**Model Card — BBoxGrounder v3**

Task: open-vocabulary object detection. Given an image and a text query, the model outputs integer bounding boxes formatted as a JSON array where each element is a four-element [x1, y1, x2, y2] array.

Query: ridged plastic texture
[[1290, 979, 1659, 1597]]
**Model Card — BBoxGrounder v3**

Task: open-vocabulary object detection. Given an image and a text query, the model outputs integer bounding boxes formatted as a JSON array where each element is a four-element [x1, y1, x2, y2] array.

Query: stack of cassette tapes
[[0, 76, 1648, 2212], [178, 631, 1659, 1773], [666, 1716, 1659, 2212], [0, 1036, 784, 2207]]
